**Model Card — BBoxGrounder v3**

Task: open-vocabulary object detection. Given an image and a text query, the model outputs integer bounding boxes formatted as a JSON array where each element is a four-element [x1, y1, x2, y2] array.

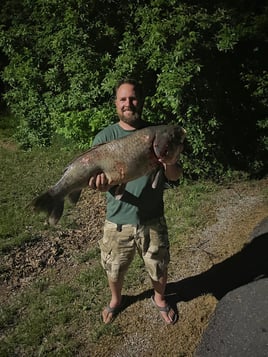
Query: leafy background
[[0, 0, 267, 178]]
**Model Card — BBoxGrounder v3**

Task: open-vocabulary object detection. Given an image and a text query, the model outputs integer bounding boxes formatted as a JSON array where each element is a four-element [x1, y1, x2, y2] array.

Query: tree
[[1, 0, 267, 178], [0, 0, 129, 146]]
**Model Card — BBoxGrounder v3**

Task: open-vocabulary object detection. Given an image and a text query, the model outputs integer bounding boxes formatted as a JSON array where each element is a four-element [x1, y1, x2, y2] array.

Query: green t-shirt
[[93, 123, 166, 225]]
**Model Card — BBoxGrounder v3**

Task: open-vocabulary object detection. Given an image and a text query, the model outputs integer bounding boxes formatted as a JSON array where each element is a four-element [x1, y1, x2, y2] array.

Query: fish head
[[153, 125, 186, 163]]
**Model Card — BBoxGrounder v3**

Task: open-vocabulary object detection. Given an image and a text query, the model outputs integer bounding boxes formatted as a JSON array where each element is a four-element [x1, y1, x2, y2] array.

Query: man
[[89, 79, 183, 324]]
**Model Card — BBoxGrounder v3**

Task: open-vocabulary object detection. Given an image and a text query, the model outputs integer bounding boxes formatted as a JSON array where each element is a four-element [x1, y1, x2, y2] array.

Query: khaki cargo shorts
[[98, 217, 170, 282]]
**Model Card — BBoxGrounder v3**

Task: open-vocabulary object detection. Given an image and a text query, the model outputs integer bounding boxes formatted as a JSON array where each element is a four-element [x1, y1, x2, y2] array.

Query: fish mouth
[[152, 126, 186, 161], [153, 139, 168, 159], [154, 146, 173, 161], [153, 143, 181, 164]]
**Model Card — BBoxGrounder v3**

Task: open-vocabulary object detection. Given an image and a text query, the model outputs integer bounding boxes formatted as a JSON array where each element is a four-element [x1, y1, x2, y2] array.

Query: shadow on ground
[[116, 217, 268, 356], [166, 232, 268, 303], [122, 218, 268, 308], [193, 218, 268, 356]]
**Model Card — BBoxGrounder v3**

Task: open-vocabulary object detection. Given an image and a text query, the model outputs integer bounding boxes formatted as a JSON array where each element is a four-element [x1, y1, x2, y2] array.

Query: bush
[[0, 0, 267, 178]]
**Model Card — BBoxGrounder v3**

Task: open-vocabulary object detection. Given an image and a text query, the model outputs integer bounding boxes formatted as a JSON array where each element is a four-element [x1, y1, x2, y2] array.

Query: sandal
[[102, 305, 120, 324], [151, 295, 178, 325], [102, 297, 126, 324]]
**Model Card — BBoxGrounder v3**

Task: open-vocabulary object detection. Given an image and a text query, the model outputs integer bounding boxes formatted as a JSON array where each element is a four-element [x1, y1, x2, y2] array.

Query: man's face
[[115, 83, 143, 125]]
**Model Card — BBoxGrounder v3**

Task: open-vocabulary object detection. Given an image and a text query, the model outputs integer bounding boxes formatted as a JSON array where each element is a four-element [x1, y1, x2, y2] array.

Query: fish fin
[[114, 184, 126, 200], [48, 200, 64, 226], [151, 169, 161, 189], [30, 191, 64, 225], [68, 190, 82, 205]]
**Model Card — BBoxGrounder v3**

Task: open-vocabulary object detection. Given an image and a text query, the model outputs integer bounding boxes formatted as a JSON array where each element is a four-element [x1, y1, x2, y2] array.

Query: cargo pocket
[[98, 221, 118, 277]]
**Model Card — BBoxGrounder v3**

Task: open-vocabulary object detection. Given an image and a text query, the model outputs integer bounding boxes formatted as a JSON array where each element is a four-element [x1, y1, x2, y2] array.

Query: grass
[[164, 181, 218, 244], [0, 283, 82, 355], [1, 114, 267, 356], [0, 131, 80, 253]]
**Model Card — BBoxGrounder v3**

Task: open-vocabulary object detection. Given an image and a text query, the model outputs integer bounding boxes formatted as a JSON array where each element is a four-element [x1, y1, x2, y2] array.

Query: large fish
[[30, 124, 186, 225]]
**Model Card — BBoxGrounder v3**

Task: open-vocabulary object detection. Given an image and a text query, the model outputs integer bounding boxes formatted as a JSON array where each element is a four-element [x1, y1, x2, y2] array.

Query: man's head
[[115, 79, 145, 126]]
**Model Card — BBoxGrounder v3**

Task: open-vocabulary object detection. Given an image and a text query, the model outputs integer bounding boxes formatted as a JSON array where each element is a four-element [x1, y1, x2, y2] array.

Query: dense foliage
[[0, 0, 267, 178]]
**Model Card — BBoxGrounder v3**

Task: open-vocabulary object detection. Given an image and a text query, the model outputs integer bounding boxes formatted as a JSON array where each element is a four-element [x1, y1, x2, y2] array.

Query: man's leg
[[151, 269, 177, 324], [102, 273, 124, 324], [100, 222, 135, 323]]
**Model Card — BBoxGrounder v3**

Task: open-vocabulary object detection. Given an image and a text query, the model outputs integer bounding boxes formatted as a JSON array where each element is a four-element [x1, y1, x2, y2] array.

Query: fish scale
[[30, 124, 186, 225]]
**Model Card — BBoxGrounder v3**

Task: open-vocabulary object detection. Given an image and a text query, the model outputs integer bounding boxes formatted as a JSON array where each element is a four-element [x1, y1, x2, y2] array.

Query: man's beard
[[119, 110, 141, 125]]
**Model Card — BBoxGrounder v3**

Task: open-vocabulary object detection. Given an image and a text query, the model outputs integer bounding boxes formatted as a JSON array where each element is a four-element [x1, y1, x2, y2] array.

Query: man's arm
[[89, 129, 113, 191]]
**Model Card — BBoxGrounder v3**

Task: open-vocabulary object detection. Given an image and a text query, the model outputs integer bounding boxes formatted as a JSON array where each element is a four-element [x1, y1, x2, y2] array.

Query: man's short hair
[[115, 78, 144, 100]]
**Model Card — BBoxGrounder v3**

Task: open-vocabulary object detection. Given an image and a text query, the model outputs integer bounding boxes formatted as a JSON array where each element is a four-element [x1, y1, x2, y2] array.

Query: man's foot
[[151, 295, 178, 325], [102, 298, 124, 324], [102, 305, 120, 324]]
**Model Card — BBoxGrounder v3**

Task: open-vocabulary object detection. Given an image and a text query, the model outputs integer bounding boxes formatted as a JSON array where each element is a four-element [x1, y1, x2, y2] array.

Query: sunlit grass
[[0, 135, 79, 253], [164, 181, 218, 246], [1, 114, 267, 355]]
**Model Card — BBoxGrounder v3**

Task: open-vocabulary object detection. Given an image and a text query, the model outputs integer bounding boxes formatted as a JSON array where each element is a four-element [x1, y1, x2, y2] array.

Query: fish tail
[[48, 200, 64, 226], [30, 191, 64, 225], [31, 191, 55, 214], [68, 189, 82, 205]]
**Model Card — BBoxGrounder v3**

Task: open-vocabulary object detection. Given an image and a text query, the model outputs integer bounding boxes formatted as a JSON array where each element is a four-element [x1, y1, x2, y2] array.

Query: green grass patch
[[0, 133, 79, 253], [76, 246, 100, 263], [1, 114, 267, 355], [0, 282, 81, 356], [164, 181, 218, 246]]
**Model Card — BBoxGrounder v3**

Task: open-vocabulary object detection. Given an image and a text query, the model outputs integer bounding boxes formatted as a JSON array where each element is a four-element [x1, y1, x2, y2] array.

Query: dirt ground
[[1, 178, 267, 356]]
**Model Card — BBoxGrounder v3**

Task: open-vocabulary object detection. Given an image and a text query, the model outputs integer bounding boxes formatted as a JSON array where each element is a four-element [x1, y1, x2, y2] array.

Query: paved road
[[195, 218, 268, 357]]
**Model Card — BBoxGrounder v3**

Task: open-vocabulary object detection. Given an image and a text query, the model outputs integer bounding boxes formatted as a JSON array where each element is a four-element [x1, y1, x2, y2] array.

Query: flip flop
[[102, 305, 120, 324], [151, 295, 178, 325], [102, 297, 126, 324]]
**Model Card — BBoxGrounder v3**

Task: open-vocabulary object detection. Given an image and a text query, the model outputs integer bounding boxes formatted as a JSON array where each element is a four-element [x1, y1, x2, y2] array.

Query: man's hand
[[88, 173, 111, 192]]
